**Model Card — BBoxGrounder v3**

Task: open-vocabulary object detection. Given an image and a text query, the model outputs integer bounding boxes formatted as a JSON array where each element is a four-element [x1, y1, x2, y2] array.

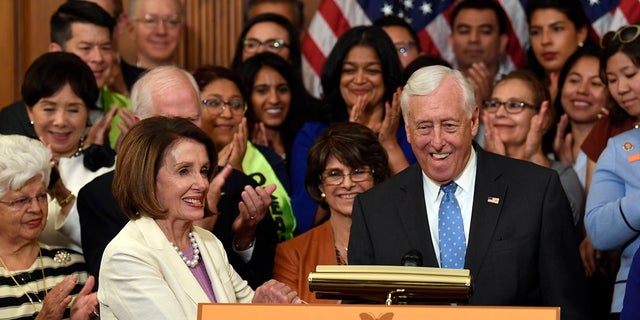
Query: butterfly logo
[[359, 312, 394, 320]]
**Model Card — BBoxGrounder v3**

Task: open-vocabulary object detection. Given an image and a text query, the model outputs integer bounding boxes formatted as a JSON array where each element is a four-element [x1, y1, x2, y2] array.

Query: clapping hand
[[232, 184, 277, 250], [467, 62, 495, 106], [349, 94, 369, 124], [218, 118, 248, 171], [84, 106, 118, 148], [251, 122, 269, 147], [37, 275, 98, 320], [553, 114, 574, 165]]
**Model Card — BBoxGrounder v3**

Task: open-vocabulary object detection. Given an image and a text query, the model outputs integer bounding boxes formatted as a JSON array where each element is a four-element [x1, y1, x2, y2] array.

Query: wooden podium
[[198, 304, 560, 320]]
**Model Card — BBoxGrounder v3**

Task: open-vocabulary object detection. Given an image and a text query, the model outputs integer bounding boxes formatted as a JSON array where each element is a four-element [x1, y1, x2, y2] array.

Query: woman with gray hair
[[0, 134, 98, 319]]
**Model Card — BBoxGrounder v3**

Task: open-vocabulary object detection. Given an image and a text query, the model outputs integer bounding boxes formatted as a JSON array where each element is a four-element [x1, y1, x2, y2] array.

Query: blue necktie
[[438, 182, 466, 269]]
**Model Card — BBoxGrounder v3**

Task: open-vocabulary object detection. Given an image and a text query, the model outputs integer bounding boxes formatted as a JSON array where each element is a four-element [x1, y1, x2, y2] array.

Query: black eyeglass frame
[[481, 99, 538, 114]]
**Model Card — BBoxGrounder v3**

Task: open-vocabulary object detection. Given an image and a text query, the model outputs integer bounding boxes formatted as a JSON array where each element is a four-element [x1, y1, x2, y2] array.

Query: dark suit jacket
[[0, 101, 36, 137], [349, 147, 589, 320], [78, 167, 278, 290]]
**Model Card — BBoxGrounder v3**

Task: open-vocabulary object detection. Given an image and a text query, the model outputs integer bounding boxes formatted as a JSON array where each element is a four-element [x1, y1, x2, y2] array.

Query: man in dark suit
[[77, 66, 278, 290], [348, 65, 589, 320]]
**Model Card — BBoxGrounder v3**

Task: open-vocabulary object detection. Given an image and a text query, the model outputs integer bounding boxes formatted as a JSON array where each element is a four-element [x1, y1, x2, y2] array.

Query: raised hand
[[553, 114, 574, 165], [467, 62, 494, 106], [36, 274, 78, 320], [232, 184, 277, 250], [218, 118, 248, 171], [70, 276, 99, 320], [379, 88, 409, 173], [84, 106, 118, 147], [522, 100, 550, 167], [251, 122, 269, 147], [349, 94, 368, 124], [481, 110, 507, 156], [114, 107, 139, 153]]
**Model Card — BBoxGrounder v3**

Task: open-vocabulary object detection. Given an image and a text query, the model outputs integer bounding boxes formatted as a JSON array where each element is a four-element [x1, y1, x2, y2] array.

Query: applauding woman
[[99, 117, 302, 319], [0, 135, 97, 320], [482, 70, 584, 226], [273, 123, 390, 303], [290, 26, 414, 233]]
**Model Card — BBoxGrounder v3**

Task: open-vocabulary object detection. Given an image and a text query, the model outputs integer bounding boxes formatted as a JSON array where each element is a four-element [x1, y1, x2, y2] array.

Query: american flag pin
[[487, 197, 500, 204]]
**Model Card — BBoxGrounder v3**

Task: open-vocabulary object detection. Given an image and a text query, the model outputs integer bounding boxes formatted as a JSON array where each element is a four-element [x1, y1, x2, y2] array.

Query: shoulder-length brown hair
[[113, 117, 217, 219], [305, 122, 390, 209]]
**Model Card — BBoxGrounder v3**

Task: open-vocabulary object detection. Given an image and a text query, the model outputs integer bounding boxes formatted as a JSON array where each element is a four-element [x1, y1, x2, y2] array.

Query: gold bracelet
[[57, 193, 76, 207]]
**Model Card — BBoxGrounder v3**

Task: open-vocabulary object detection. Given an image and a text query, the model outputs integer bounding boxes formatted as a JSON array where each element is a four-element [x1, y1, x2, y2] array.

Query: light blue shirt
[[585, 128, 640, 313]]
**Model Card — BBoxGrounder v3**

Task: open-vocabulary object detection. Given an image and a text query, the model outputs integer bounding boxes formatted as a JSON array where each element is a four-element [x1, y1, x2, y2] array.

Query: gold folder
[[308, 265, 472, 304]]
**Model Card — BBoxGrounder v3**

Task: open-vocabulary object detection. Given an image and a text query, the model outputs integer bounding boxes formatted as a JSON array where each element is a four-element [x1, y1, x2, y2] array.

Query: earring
[[578, 41, 584, 48], [321, 192, 326, 198], [29, 120, 34, 125]]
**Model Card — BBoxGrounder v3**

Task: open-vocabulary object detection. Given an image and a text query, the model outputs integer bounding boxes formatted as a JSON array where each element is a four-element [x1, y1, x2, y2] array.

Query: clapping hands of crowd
[[36, 275, 98, 320], [218, 117, 248, 171], [349, 88, 408, 173], [467, 62, 495, 106], [201, 164, 276, 250], [483, 100, 551, 168], [232, 184, 276, 250]]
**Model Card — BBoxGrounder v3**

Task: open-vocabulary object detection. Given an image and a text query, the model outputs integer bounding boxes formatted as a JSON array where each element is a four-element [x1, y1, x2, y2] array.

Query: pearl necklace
[[171, 232, 200, 268], [0, 248, 48, 315]]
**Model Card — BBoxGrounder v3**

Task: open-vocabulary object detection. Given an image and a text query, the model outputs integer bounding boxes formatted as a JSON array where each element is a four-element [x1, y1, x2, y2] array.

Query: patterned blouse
[[0, 243, 89, 320]]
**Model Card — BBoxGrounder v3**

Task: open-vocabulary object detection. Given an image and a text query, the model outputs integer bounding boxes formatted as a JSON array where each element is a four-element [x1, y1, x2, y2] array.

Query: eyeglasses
[[482, 99, 537, 114], [135, 14, 182, 30], [242, 38, 289, 53], [394, 41, 417, 57], [0, 192, 48, 210], [601, 24, 640, 48], [202, 98, 247, 114], [321, 169, 374, 186]]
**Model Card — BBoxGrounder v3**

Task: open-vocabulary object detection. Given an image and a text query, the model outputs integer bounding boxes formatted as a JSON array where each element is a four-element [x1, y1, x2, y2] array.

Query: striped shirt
[[0, 243, 89, 320]]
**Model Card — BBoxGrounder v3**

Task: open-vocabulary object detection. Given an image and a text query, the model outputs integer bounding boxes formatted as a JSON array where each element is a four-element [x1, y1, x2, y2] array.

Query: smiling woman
[[289, 25, 415, 234], [99, 117, 302, 319], [0, 134, 97, 320], [482, 70, 584, 226], [273, 122, 390, 304], [21, 52, 115, 252]]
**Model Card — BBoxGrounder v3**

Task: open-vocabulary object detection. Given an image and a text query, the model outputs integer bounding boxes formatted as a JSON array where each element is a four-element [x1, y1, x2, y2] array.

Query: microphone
[[401, 249, 423, 267]]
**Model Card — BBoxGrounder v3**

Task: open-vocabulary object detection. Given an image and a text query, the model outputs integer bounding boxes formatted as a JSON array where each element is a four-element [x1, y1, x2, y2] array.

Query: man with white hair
[[78, 66, 278, 290], [349, 65, 589, 320]]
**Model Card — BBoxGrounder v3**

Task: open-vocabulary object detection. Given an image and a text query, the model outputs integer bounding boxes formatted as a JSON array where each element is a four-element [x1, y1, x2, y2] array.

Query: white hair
[[400, 65, 476, 121], [128, 0, 184, 18], [130, 65, 200, 119], [0, 135, 51, 198]]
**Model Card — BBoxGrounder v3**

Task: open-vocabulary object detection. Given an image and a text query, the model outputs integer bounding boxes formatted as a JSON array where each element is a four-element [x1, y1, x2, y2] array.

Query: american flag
[[301, 0, 640, 98]]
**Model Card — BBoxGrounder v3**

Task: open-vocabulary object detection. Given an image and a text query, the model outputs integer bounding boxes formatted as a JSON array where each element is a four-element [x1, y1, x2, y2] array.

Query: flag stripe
[[302, 0, 640, 99]]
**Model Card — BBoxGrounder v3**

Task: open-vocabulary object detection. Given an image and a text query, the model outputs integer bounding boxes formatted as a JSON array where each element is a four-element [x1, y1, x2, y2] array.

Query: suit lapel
[[135, 217, 211, 304], [398, 165, 439, 267], [465, 148, 506, 277]]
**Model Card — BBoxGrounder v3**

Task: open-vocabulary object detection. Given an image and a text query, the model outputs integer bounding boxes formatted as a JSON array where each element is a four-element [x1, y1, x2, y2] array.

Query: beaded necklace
[[171, 232, 201, 268], [0, 248, 48, 315]]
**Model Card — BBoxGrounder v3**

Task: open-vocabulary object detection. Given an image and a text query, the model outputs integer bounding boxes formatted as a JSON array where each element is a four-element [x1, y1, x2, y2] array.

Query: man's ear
[[499, 33, 508, 55], [48, 42, 63, 52]]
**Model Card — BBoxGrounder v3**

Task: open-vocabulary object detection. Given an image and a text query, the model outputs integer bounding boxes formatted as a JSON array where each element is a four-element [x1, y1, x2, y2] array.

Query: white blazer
[[98, 216, 254, 319]]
